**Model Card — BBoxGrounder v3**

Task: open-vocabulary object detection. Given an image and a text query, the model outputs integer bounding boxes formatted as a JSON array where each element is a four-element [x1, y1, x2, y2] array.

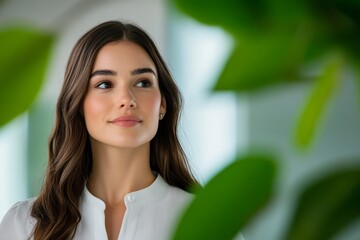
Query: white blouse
[[0, 175, 193, 240]]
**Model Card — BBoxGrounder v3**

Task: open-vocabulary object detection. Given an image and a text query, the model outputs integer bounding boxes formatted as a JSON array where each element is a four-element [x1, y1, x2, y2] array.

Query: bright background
[[1, 0, 360, 239]]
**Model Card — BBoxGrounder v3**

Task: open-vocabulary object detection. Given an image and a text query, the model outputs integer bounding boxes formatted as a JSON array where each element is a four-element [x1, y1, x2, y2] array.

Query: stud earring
[[160, 113, 164, 120]]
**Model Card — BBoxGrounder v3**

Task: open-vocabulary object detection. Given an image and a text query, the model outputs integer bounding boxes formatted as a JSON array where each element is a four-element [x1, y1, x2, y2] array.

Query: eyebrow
[[90, 70, 117, 78], [131, 68, 156, 77], [90, 68, 156, 78]]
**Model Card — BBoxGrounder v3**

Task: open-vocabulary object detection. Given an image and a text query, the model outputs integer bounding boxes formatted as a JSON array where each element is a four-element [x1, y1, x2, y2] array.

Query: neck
[[87, 140, 155, 205]]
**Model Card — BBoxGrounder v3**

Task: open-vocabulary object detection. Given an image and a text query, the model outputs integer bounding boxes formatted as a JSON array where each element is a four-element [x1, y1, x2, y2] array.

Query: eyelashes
[[94, 79, 154, 89], [135, 79, 153, 88], [95, 81, 112, 89]]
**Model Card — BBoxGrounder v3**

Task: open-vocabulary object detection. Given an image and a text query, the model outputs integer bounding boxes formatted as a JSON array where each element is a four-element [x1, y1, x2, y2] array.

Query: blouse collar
[[82, 174, 169, 209]]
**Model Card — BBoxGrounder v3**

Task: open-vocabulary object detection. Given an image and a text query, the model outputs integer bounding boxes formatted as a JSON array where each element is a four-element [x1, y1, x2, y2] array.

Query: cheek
[[83, 96, 106, 123], [144, 94, 162, 116]]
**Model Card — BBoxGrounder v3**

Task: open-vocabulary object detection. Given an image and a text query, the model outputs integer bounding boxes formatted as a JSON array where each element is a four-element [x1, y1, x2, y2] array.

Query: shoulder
[[0, 198, 36, 239], [154, 175, 194, 205], [161, 184, 194, 215], [167, 185, 194, 203], [2, 199, 35, 218], [151, 175, 195, 215]]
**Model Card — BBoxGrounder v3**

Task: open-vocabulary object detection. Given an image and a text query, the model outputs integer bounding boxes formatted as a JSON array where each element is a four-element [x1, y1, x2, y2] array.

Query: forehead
[[92, 41, 156, 73]]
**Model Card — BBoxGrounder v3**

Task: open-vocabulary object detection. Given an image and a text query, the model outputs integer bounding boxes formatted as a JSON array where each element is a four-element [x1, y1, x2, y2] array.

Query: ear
[[160, 96, 166, 115]]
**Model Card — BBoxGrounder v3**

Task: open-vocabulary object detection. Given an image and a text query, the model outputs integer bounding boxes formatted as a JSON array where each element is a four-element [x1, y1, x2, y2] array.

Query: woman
[[0, 20, 199, 240]]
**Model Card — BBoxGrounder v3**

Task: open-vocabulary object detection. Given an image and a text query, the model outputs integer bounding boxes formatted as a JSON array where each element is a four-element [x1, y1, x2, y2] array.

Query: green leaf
[[0, 27, 54, 127], [172, 0, 309, 36], [285, 164, 360, 240], [172, 0, 267, 35], [214, 32, 305, 91], [295, 53, 344, 149], [172, 155, 277, 240]]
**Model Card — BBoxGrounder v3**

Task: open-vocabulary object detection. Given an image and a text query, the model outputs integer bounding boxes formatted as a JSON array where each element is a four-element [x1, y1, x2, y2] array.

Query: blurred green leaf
[[172, 0, 265, 35], [308, 0, 360, 60], [0, 27, 54, 127], [172, 0, 360, 92], [295, 53, 344, 148], [213, 27, 339, 92], [214, 32, 305, 91], [172, 155, 277, 240], [172, 0, 310, 36], [285, 164, 360, 240]]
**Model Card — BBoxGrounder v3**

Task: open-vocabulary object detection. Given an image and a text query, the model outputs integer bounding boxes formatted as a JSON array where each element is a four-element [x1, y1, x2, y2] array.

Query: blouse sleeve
[[0, 200, 34, 240]]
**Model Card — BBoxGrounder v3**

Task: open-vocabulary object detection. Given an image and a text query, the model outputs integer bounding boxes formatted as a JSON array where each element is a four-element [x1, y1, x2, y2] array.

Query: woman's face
[[83, 41, 166, 149]]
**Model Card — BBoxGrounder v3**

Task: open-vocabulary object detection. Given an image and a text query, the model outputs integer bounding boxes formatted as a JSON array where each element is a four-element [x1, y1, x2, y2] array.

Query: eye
[[95, 81, 112, 89], [135, 79, 153, 88]]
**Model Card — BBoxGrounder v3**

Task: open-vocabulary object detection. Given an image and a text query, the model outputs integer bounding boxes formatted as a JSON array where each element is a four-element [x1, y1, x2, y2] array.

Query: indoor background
[[1, 0, 360, 239]]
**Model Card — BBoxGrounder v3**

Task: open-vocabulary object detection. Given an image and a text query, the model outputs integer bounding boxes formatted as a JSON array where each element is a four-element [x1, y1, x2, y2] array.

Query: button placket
[[127, 194, 135, 203]]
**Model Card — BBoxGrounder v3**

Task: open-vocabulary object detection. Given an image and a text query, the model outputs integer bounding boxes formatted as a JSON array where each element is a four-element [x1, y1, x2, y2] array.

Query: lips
[[109, 116, 142, 127]]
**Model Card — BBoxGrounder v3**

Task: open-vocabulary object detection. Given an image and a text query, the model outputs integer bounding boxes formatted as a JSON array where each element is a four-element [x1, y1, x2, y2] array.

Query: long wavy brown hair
[[30, 20, 199, 240]]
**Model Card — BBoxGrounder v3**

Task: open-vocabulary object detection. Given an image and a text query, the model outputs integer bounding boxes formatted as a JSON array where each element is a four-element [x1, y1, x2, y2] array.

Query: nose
[[117, 87, 137, 109]]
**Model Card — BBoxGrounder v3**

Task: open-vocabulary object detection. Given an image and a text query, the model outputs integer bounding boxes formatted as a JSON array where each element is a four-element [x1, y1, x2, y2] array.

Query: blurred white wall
[[168, 12, 241, 183], [0, 116, 27, 219]]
